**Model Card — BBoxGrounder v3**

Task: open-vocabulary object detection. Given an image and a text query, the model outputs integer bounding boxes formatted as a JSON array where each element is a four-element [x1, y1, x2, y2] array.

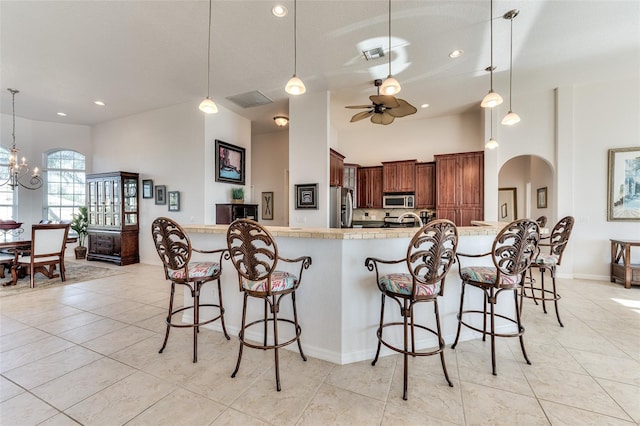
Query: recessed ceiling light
[[94, 100, 105, 106], [272, 4, 287, 17], [449, 49, 464, 59], [421, 104, 430, 108], [56, 112, 67, 116]]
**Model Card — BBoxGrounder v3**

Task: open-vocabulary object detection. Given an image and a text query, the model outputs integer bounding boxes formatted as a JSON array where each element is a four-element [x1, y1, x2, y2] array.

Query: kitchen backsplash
[[353, 208, 435, 222]]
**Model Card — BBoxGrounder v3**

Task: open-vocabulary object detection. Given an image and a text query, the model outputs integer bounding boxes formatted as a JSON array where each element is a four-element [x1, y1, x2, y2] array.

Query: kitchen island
[[182, 224, 513, 365]]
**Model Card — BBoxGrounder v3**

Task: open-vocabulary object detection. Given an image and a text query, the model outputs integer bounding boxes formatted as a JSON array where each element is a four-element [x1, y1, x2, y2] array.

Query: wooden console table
[[610, 239, 640, 289]]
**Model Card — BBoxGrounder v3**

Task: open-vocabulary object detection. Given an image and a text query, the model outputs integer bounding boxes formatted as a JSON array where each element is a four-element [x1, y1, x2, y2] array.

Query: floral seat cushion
[[168, 261, 220, 280], [535, 253, 559, 266], [460, 266, 521, 286], [243, 270, 298, 292], [379, 273, 440, 297]]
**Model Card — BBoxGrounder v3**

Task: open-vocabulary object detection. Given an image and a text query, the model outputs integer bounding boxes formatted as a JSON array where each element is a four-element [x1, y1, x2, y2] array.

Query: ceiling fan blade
[[369, 95, 399, 109], [370, 112, 395, 125], [345, 105, 376, 109], [386, 99, 417, 118], [350, 110, 374, 122]]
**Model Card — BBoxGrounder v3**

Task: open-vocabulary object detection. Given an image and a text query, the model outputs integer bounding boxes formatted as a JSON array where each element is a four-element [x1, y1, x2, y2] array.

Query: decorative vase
[[75, 246, 87, 260]]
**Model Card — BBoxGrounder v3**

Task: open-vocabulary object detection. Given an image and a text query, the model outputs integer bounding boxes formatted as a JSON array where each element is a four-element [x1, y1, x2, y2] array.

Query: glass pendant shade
[[485, 137, 499, 149], [380, 76, 401, 95], [199, 97, 218, 114], [481, 90, 503, 108], [285, 75, 306, 95], [501, 110, 521, 126]]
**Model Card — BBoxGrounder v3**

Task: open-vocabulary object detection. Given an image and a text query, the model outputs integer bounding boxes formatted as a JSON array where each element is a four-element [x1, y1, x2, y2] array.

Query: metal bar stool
[[521, 216, 574, 326], [151, 217, 230, 363], [451, 219, 540, 375], [226, 219, 312, 391], [365, 219, 458, 400]]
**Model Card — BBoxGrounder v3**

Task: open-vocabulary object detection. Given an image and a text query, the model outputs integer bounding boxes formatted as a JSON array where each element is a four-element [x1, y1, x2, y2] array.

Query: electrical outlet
[[385, 212, 390, 217], [364, 212, 369, 217]]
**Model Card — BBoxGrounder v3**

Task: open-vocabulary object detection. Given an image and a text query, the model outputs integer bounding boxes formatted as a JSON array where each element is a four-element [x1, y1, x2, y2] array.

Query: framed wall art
[[215, 139, 245, 185], [168, 191, 180, 211], [295, 183, 318, 209], [262, 191, 274, 220], [607, 146, 640, 221], [537, 187, 547, 209], [142, 179, 154, 199], [155, 185, 167, 205]]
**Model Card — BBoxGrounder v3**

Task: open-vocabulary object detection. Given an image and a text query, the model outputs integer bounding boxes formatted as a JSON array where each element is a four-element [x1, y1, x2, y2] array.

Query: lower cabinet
[[87, 229, 139, 266], [216, 203, 259, 224]]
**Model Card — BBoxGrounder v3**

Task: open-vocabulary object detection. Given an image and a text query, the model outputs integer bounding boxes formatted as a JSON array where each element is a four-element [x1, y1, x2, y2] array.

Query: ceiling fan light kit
[[345, 79, 416, 125], [199, 0, 218, 114]]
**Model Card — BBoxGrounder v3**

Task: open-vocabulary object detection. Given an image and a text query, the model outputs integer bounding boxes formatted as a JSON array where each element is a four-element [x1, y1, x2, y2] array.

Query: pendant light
[[480, 0, 503, 108], [501, 9, 520, 126], [485, 108, 499, 149], [285, 0, 306, 95], [380, 0, 401, 96], [199, 0, 218, 113]]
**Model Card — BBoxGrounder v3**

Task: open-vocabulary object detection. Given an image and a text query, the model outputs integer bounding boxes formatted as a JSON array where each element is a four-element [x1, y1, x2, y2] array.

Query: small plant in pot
[[70, 206, 89, 259], [231, 187, 244, 204]]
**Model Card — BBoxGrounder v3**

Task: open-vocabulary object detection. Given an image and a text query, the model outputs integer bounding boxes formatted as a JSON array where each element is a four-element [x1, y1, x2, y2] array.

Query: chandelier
[[2, 88, 42, 191]]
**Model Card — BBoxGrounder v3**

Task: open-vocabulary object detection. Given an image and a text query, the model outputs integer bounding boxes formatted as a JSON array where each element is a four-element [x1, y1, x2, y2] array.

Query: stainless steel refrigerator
[[329, 186, 353, 228]]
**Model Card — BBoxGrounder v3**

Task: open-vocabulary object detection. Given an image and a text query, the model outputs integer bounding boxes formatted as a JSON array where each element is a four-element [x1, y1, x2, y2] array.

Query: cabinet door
[[370, 166, 383, 208], [436, 156, 458, 207], [415, 162, 435, 208], [436, 208, 457, 224], [459, 208, 484, 227], [459, 152, 484, 209], [344, 165, 358, 208], [382, 163, 398, 193], [397, 161, 416, 192], [357, 168, 370, 208], [329, 149, 344, 187]]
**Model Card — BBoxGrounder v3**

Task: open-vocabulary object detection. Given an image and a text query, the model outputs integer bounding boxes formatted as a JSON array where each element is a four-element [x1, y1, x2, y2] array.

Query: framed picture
[[168, 191, 180, 211], [215, 139, 245, 185], [155, 185, 167, 205], [537, 187, 547, 209], [295, 183, 318, 209], [607, 147, 640, 221], [262, 191, 274, 220], [142, 179, 154, 199]]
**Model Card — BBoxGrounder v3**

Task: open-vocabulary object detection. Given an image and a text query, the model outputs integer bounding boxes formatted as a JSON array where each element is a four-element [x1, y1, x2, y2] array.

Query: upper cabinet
[[435, 151, 484, 226], [382, 160, 416, 193], [357, 166, 383, 209], [415, 162, 436, 209], [329, 149, 345, 187], [343, 163, 358, 207]]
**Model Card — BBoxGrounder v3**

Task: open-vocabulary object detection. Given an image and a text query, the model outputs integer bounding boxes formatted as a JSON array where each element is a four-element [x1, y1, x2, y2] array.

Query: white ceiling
[[1, 1, 638, 135]]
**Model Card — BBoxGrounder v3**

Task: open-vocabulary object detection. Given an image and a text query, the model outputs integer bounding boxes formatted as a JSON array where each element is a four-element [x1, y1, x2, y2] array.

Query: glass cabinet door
[[123, 178, 138, 225]]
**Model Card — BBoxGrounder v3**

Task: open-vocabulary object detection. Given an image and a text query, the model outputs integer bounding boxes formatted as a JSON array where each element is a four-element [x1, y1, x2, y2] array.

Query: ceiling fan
[[345, 79, 417, 125]]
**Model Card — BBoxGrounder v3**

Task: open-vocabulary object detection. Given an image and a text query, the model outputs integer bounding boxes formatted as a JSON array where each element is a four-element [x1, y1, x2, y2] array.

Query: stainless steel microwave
[[383, 194, 415, 209]]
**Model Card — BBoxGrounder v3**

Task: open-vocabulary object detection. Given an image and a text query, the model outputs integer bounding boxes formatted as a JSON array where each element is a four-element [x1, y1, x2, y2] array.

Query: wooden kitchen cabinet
[[435, 151, 484, 226], [415, 162, 436, 209], [86, 171, 139, 266], [343, 163, 358, 207], [382, 160, 416, 193], [357, 166, 383, 208], [329, 149, 345, 187]]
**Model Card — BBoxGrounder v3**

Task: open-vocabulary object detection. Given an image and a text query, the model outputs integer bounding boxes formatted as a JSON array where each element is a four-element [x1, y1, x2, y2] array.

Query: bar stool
[[521, 216, 574, 326], [365, 219, 458, 400], [451, 219, 540, 375], [226, 219, 312, 391], [151, 217, 230, 363]]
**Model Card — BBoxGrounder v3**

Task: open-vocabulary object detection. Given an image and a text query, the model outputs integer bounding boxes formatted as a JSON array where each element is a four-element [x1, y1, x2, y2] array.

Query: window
[[0, 146, 15, 219], [45, 150, 86, 222]]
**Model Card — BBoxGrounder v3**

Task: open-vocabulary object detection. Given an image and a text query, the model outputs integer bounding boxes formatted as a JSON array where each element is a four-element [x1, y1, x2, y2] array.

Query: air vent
[[363, 47, 385, 61], [226, 90, 273, 109]]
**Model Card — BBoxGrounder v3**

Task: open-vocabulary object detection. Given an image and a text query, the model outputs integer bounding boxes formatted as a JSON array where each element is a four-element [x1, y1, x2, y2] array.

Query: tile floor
[[1, 262, 639, 425]]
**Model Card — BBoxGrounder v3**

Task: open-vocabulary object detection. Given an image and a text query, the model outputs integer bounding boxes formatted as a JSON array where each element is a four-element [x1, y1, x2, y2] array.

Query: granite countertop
[[182, 223, 501, 240]]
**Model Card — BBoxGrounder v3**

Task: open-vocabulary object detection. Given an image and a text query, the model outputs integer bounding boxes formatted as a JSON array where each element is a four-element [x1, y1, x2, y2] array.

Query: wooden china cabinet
[[86, 171, 140, 265]]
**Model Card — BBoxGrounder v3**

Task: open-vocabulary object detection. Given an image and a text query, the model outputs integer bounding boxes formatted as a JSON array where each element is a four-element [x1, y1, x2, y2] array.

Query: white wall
[[252, 130, 288, 226], [0, 113, 92, 226]]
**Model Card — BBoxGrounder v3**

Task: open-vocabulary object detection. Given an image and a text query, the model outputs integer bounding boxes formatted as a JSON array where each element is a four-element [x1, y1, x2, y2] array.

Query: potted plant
[[231, 187, 244, 204], [70, 206, 89, 259]]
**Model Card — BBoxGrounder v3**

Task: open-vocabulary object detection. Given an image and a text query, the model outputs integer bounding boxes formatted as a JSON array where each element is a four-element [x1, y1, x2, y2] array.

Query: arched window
[[0, 146, 16, 219], [45, 150, 86, 222]]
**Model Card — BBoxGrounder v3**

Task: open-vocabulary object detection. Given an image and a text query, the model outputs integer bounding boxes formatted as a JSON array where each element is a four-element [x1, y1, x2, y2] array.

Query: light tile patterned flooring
[[1, 261, 639, 425]]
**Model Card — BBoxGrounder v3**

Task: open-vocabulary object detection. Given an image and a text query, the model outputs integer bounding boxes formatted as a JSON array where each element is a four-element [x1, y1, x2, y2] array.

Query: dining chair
[[226, 219, 312, 391], [12, 223, 70, 289], [521, 216, 574, 326], [151, 217, 230, 363], [451, 219, 540, 375], [365, 219, 458, 400]]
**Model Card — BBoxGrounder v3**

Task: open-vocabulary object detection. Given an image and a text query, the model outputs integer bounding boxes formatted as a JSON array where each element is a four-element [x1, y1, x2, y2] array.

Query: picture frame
[[168, 191, 180, 211], [607, 147, 640, 221], [295, 183, 318, 209], [537, 187, 547, 209], [215, 139, 245, 185], [142, 179, 154, 199], [155, 185, 167, 205], [262, 191, 274, 220]]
